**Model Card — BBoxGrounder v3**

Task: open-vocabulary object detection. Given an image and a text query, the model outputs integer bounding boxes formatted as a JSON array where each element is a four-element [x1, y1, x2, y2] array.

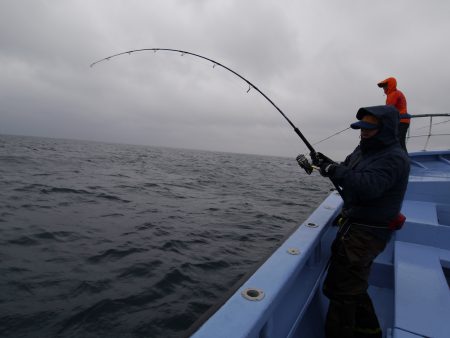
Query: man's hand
[[319, 162, 336, 177], [311, 152, 335, 167], [310, 152, 336, 177]]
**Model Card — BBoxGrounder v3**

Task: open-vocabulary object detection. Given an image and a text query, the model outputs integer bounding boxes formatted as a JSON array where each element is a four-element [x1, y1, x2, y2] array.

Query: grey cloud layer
[[1, 0, 449, 159]]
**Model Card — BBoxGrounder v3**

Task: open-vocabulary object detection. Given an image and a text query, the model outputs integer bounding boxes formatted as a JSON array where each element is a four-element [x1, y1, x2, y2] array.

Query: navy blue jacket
[[330, 105, 410, 225]]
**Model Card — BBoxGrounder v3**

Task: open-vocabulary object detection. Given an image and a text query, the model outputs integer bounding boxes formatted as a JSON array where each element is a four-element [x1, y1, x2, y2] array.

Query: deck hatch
[[441, 262, 450, 289], [436, 204, 450, 226]]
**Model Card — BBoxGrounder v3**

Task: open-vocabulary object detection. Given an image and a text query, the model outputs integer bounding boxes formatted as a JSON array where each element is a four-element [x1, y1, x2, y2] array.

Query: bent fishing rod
[[90, 48, 344, 196], [91, 48, 316, 154]]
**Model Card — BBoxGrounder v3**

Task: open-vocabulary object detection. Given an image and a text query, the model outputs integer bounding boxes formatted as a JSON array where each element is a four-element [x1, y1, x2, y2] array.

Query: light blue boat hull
[[190, 150, 450, 338]]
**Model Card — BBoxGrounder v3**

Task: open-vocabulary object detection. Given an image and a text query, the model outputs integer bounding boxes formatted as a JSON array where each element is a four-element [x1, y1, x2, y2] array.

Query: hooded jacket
[[330, 105, 410, 228], [378, 77, 410, 124]]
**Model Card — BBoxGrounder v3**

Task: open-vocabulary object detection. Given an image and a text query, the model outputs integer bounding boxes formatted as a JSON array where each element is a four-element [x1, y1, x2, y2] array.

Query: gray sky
[[1, 0, 449, 159]]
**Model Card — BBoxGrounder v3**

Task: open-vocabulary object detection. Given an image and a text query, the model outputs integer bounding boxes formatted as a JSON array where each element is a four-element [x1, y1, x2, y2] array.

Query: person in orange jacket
[[377, 77, 410, 152]]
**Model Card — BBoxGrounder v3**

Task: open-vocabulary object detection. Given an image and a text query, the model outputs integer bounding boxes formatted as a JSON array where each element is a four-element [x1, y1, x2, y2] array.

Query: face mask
[[360, 137, 384, 153]]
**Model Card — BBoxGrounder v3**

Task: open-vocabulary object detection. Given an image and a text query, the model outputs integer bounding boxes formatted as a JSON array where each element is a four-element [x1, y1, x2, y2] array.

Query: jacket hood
[[377, 77, 397, 94], [355, 105, 399, 145]]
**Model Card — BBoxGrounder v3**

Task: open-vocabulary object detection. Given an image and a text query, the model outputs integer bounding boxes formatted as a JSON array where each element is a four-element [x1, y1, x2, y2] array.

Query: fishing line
[[312, 127, 350, 146]]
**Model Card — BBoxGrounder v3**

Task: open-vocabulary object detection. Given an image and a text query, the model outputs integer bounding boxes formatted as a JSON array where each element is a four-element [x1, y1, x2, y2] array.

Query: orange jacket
[[377, 77, 409, 123]]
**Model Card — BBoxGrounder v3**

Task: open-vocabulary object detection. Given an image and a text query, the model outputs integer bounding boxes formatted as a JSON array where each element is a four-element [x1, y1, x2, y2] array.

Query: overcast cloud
[[1, 0, 449, 159]]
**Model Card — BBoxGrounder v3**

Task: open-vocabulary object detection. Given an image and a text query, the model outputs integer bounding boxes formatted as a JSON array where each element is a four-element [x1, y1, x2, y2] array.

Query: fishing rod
[[90, 48, 317, 155], [91, 48, 344, 197]]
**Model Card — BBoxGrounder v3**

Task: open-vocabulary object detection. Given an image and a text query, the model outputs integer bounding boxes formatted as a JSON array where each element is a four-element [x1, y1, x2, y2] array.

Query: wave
[[33, 186, 132, 203], [41, 187, 90, 194], [33, 230, 84, 242], [68, 279, 112, 297], [154, 268, 196, 293], [116, 261, 163, 279], [8, 236, 39, 246], [87, 247, 148, 264]]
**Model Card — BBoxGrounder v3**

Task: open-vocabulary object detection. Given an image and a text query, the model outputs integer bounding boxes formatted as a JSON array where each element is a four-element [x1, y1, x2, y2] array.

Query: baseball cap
[[350, 113, 380, 130]]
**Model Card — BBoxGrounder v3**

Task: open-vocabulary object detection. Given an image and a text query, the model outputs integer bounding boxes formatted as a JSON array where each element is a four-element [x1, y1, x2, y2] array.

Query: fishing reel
[[296, 154, 315, 175], [297, 152, 344, 199]]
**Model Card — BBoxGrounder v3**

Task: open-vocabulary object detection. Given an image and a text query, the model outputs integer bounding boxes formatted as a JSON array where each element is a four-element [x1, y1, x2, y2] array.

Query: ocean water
[[0, 134, 331, 338]]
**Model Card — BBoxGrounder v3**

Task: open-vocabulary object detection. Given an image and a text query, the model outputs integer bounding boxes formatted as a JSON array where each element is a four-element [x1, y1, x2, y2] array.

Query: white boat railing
[[408, 113, 450, 150]]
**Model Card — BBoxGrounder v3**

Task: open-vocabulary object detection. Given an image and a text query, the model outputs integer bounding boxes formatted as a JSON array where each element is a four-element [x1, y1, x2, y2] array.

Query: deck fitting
[[241, 288, 265, 301], [287, 248, 300, 255]]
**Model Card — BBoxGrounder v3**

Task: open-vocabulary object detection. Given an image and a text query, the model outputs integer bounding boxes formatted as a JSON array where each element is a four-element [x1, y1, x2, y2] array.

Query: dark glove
[[319, 162, 337, 177], [310, 152, 335, 167], [309, 152, 336, 177]]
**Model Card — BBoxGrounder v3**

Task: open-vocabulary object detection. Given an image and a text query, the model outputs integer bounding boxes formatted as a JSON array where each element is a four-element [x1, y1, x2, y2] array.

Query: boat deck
[[393, 242, 450, 337], [391, 151, 450, 337]]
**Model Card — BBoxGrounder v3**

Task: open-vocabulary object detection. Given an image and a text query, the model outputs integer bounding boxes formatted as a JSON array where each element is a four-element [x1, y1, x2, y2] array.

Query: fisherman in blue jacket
[[311, 105, 410, 338]]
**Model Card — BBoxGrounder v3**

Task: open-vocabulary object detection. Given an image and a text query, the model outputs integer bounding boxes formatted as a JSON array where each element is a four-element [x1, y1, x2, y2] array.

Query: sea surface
[[0, 134, 331, 338]]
